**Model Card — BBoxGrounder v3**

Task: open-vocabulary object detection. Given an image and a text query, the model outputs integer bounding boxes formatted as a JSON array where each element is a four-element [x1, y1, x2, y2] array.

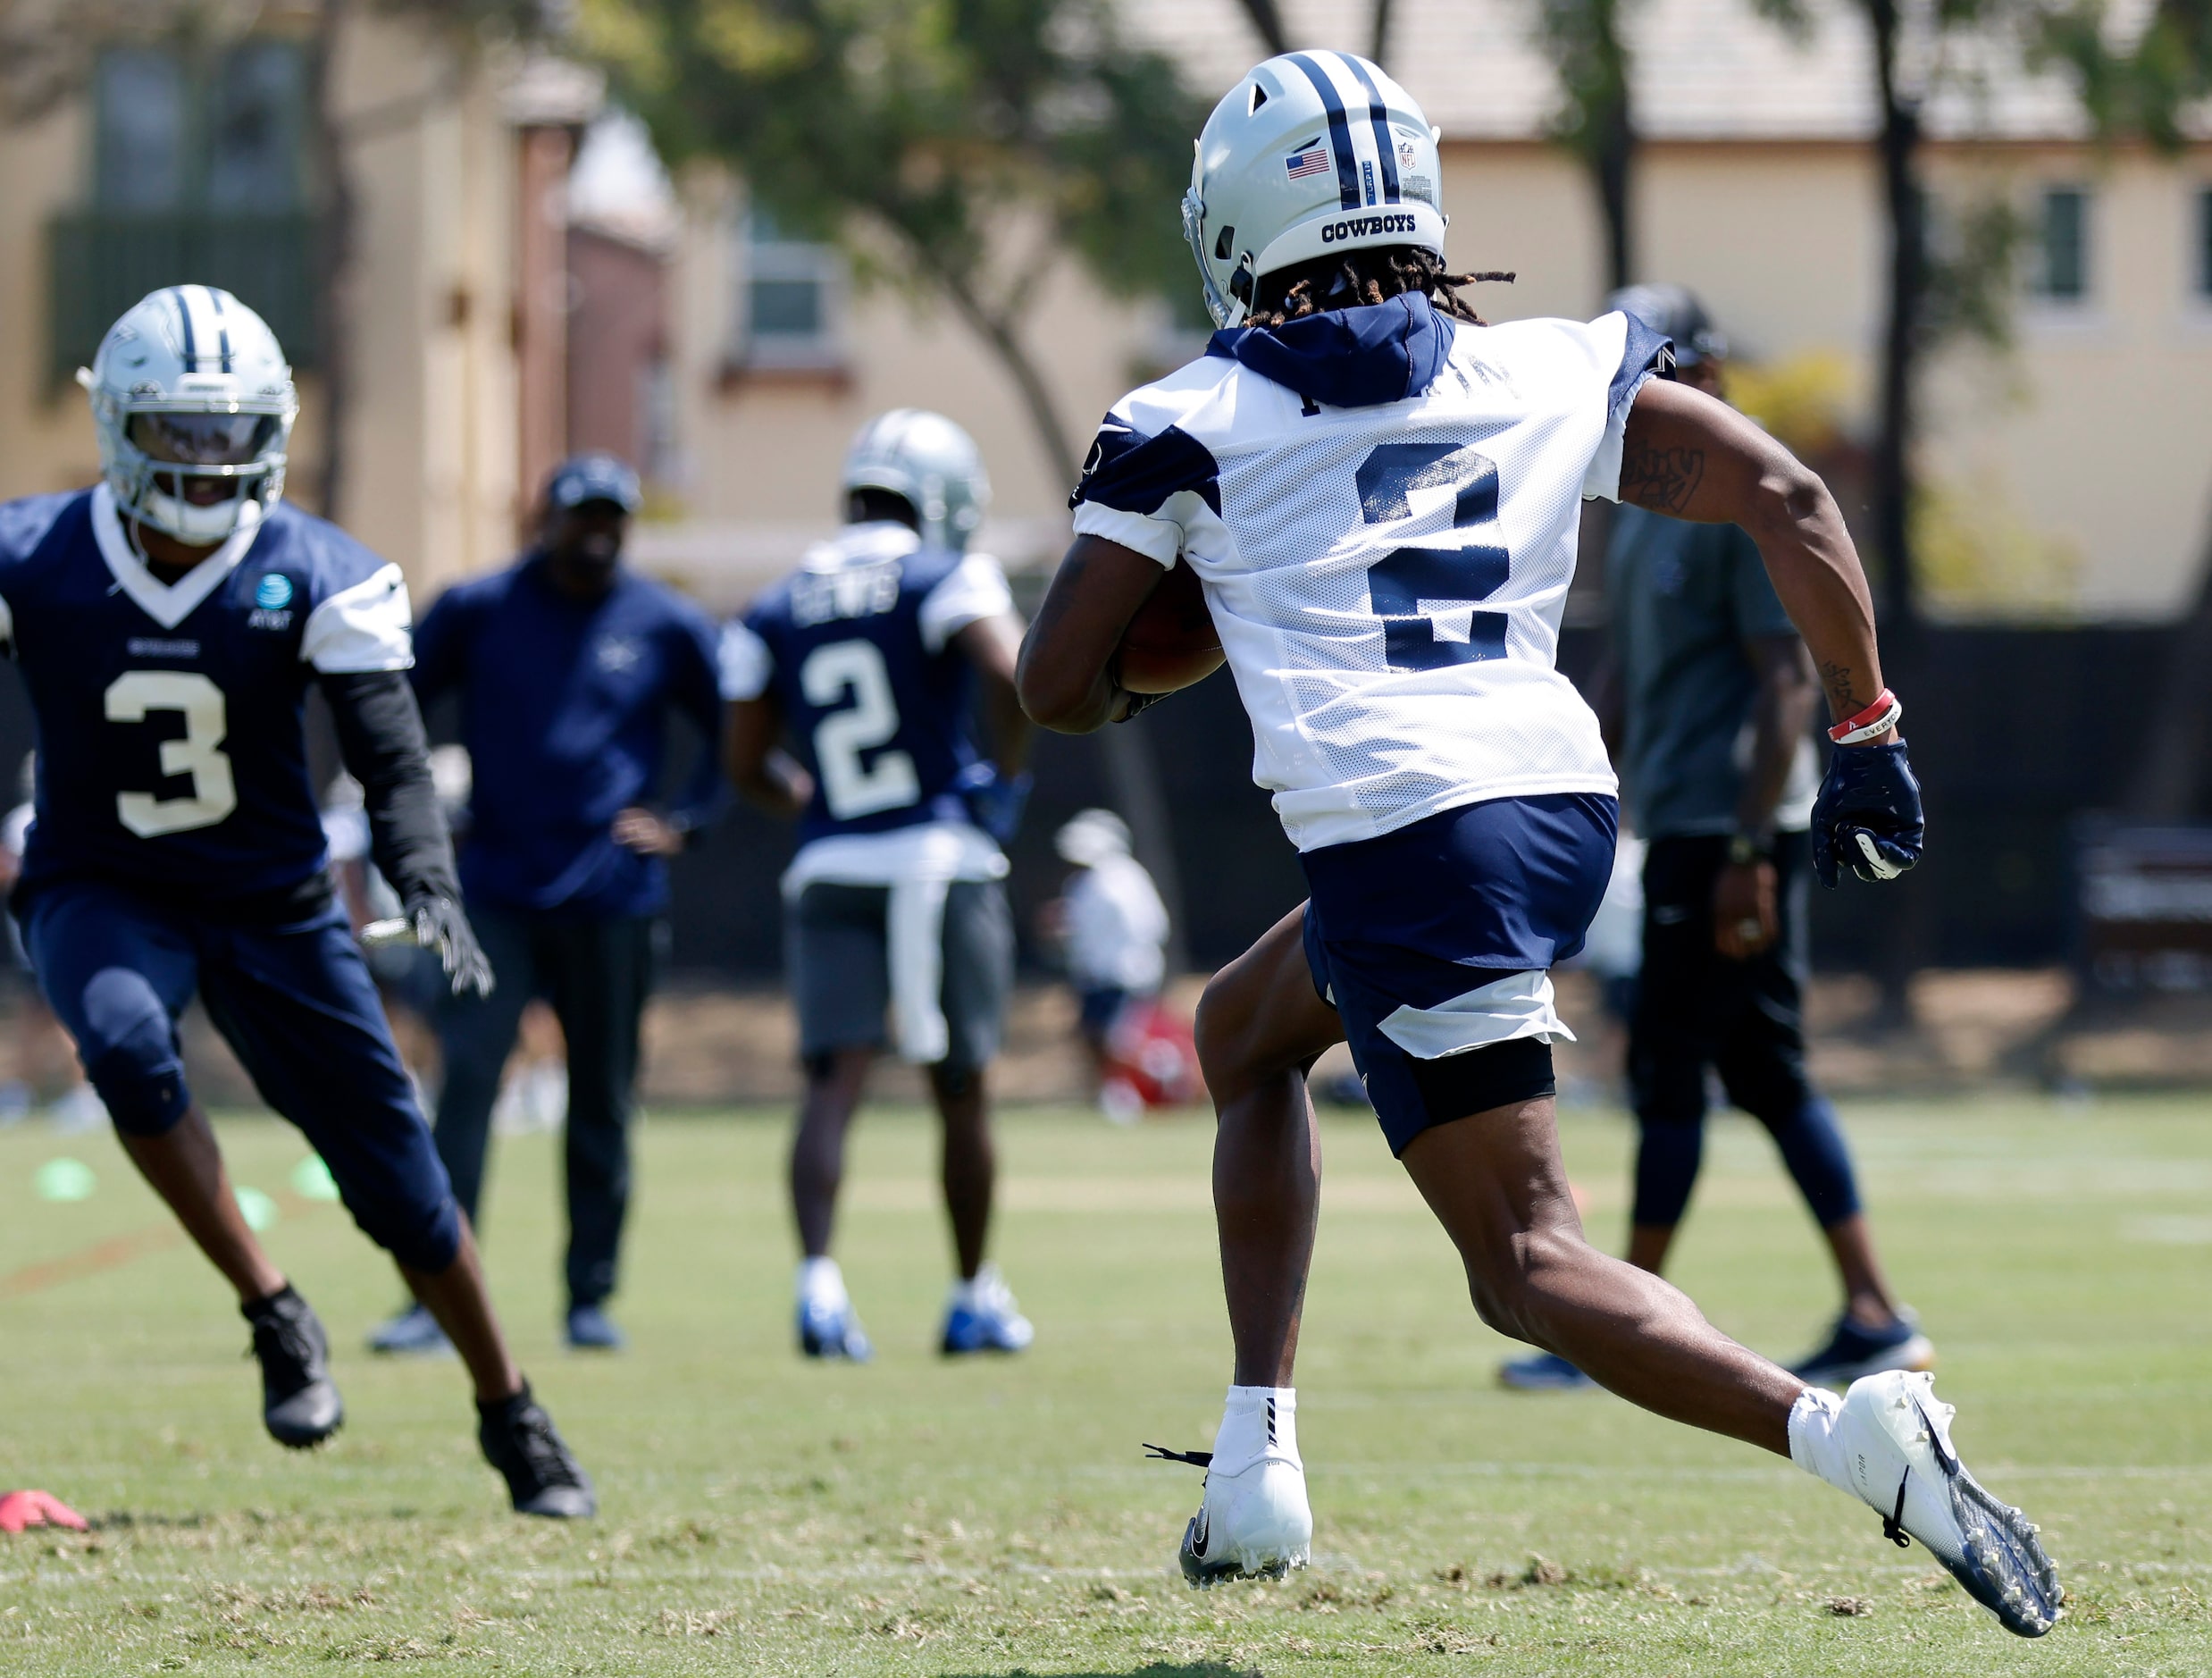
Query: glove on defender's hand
[[407, 894, 495, 997], [953, 762, 1033, 845], [0, 1490, 87, 1534], [1812, 739, 1923, 887]]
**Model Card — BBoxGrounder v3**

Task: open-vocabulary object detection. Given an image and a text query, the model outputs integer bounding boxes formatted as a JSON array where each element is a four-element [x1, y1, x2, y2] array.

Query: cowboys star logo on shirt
[[596, 636, 641, 674]]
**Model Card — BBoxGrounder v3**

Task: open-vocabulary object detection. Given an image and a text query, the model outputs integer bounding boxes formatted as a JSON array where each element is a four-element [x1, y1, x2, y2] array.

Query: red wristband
[[1828, 688, 1901, 745]]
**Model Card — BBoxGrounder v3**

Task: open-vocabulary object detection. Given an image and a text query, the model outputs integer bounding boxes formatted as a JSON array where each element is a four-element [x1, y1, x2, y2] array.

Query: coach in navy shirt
[[370, 454, 724, 1355]]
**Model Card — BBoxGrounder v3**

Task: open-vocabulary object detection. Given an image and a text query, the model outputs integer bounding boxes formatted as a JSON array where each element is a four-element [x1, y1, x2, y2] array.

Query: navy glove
[[1811, 739, 1923, 888], [954, 763, 1032, 845]]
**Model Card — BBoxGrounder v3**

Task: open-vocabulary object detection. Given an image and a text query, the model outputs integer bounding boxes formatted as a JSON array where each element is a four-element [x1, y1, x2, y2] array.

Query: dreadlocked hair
[[1243, 246, 1512, 329]]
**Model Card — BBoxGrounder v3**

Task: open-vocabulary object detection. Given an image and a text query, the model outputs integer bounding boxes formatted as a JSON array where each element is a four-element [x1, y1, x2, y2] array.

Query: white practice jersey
[[1070, 300, 1668, 852]]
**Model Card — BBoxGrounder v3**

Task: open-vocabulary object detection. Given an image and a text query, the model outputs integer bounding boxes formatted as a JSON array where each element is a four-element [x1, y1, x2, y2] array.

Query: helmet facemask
[[104, 406, 293, 545]]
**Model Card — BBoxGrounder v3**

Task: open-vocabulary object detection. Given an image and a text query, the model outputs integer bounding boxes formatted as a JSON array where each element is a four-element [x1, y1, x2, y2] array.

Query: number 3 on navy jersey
[[1355, 441, 1511, 670], [801, 640, 920, 820], [104, 671, 239, 836]]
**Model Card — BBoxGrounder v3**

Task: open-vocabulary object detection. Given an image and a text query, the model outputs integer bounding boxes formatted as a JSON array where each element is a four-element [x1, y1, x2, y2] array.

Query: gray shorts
[[787, 879, 1013, 1070]]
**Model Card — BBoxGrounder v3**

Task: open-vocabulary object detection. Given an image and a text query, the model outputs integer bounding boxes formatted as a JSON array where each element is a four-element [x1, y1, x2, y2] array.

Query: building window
[[2197, 187, 2212, 301], [94, 41, 306, 212], [739, 211, 843, 366], [2033, 186, 2090, 302], [51, 38, 319, 385]]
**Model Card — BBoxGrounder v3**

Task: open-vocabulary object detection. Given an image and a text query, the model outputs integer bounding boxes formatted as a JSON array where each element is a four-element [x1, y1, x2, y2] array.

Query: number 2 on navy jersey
[[1355, 441, 1511, 670], [104, 670, 239, 836], [800, 640, 920, 819]]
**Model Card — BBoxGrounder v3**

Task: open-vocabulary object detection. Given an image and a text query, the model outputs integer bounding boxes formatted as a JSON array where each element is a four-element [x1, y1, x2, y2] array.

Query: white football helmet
[[1183, 52, 1449, 329], [841, 409, 991, 552], [77, 285, 297, 545]]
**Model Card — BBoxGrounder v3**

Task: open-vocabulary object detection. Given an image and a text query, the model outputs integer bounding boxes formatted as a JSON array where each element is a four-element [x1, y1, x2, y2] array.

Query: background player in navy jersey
[[722, 410, 1035, 1361], [0, 287, 592, 1517], [364, 453, 725, 1358], [1020, 54, 2058, 1639]]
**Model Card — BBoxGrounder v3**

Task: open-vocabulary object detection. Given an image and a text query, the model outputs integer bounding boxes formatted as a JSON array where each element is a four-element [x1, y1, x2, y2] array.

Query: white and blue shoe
[[1791, 1308, 1935, 1387], [940, 1263, 1034, 1356], [1498, 1350, 1595, 1391], [797, 1296, 873, 1361], [1829, 1371, 2062, 1637], [365, 1302, 454, 1357]]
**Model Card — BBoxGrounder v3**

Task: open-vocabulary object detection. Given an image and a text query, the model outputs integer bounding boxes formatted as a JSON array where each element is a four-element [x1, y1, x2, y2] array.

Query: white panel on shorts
[[1378, 969, 1575, 1060]]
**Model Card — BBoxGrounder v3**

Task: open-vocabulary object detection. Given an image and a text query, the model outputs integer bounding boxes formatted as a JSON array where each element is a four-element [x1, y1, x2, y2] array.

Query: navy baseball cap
[[545, 453, 642, 514], [1605, 283, 1729, 368]]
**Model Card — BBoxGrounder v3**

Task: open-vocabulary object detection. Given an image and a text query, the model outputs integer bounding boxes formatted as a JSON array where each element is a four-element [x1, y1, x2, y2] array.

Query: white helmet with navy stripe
[[841, 408, 991, 552], [77, 285, 298, 545], [1182, 51, 1448, 329]]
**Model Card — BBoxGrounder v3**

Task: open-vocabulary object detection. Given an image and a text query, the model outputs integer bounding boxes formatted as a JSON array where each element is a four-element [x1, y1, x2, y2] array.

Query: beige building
[[639, 0, 2212, 623], [0, 3, 597, 598]]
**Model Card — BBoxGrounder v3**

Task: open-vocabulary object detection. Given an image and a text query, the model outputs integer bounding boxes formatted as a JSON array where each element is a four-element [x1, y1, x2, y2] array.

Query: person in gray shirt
[[1503, 286, 1930, 1391]]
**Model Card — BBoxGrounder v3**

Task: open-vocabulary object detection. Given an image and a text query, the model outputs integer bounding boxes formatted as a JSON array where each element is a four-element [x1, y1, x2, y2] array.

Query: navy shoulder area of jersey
[[256, 502, 396, 601], [0, 490, 93, 574], [1608, 312, 1675, 419]]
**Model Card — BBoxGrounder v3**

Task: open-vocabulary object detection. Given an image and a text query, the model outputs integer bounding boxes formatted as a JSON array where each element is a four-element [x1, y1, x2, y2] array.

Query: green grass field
[[2, 1095, 2208, 1675]]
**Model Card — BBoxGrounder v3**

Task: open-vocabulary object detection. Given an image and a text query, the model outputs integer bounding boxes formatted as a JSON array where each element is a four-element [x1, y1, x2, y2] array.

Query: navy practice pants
[[23, 878, 462, 1272], [1628, 832, 1862, 1230], [431, 904, 660, 1309]]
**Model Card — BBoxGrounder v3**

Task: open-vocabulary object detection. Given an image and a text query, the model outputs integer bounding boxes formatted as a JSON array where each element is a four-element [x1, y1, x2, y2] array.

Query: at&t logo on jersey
[[248, 571, 295, 631]]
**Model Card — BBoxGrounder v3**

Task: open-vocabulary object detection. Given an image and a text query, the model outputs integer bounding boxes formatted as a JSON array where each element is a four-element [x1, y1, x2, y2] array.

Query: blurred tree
[[576, 0, 1204, 487], [1536, 0, 1637, 290], [0, 0, 556, 524]]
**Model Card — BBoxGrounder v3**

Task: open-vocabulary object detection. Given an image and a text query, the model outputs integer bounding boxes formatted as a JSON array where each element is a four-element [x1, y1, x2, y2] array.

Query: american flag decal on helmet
[[1284, 144, 1331, 180]]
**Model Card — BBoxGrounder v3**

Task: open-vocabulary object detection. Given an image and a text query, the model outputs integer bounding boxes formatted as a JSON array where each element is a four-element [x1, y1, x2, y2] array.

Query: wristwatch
[[1727, 831, 1772, 867]]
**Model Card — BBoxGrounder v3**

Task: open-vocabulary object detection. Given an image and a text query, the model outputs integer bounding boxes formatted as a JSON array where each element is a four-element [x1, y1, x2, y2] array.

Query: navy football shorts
[[787, 878, 1013, 1073], [1300, 793, 1619, 1156], [21, 877, 462, 1272]]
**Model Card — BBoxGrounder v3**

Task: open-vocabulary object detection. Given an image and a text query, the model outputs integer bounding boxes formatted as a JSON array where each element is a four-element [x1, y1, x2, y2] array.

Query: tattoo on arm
[[1619, 446, 1705, 513]]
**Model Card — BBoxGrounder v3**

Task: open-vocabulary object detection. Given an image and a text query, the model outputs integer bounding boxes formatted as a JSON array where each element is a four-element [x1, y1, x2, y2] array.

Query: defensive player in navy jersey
[[722, 410, 1035, 1360], [1019, 55, 2058, 1638], [0, 286, 592, 1516]]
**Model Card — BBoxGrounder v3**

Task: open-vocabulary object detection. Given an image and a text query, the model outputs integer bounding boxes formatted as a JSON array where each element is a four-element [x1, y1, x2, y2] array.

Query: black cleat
[[478, 1382, 596, 1518], [241, 1285, 344, 1449]]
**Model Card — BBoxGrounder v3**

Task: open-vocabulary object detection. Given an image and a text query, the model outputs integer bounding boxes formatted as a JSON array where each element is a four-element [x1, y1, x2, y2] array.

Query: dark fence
[[0, 620, 2174, 978]]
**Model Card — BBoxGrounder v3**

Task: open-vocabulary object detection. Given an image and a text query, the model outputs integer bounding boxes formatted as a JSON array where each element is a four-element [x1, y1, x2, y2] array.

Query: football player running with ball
[[1019, 55, 2059, 1638], [0, 289, 592, 1516]]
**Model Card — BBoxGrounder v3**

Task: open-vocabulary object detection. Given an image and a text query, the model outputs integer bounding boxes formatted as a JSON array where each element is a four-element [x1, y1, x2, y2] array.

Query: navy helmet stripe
[[1286, 53, 1361, 210], [171, 286, 198, 369], [1336, 55, 1403, 205], [206, 287, 234, 373]]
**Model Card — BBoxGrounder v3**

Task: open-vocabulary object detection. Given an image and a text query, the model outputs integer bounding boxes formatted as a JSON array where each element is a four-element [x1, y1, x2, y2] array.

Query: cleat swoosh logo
[[1908, 1397, 1961, 1474]]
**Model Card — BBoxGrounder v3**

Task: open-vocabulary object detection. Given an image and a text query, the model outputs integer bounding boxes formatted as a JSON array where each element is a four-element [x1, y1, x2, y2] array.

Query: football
[[1114, 561, 1223, 694]]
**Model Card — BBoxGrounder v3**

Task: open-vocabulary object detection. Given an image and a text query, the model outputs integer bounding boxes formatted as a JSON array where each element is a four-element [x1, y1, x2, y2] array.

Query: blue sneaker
[[941, 1263, 1034, 1355], [1790, 1308, 1934, 1387], [1497, 1350, 1595, 1391], [365, 1302, 454, 1357], [797, 1296, 873, 1362], [564, 1303, 626, 1351]]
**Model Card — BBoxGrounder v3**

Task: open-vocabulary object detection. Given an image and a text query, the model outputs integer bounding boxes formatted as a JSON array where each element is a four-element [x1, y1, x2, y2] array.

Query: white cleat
[[1173, 1451, 1312, 1588], [1834, 1370, 2063, 1638]]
